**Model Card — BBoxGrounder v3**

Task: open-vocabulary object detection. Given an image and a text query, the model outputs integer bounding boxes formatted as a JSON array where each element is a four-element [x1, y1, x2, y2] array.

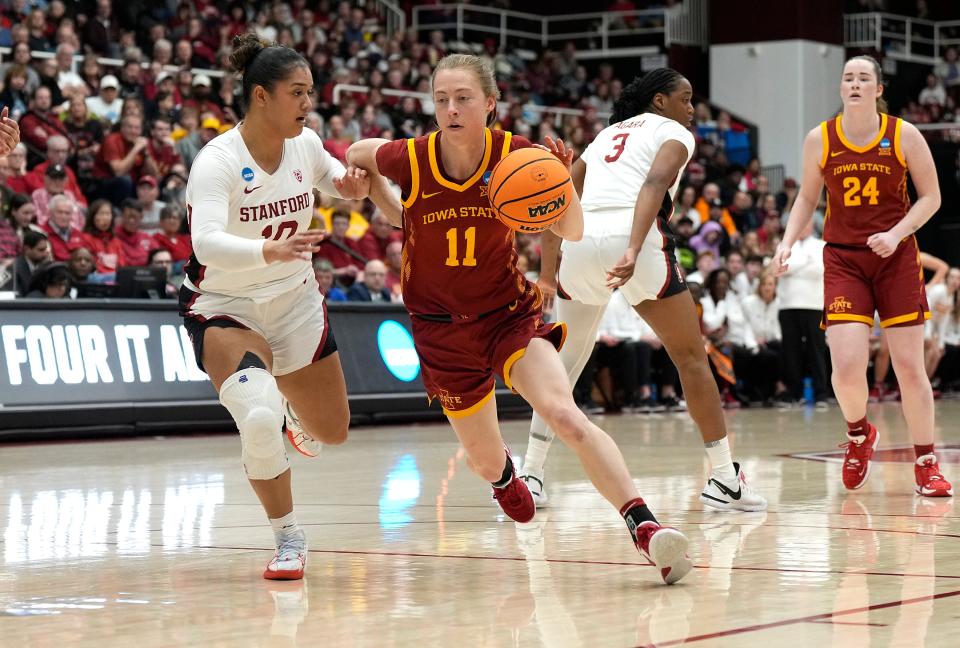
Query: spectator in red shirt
[[146, 116, 183, 180], [322, 115, 352, 163], [80, 198, 124, 276], [41, 194, 85, 261], [181, 74, 224, 122], [152, 204, 191, 269], [20, 85, 69, 160], [384, 239, 403, 301], [93, 114, 158, 206], [114, 198, 154, 267], [4, 143, 30, 194], [23, 135, 87, 207], [315, 209, 363, 286], [357, 209, 404, 261]]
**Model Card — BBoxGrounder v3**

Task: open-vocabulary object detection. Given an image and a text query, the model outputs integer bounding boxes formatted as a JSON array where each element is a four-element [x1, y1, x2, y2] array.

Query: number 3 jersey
[[578, 112, 694, 236], [376, 128, 533, 318], [183, 126, 345, 301], [820, 113, 910, 247]]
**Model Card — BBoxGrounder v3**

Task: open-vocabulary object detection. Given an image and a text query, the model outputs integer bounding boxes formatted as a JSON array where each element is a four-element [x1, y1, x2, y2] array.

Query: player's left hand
[[606, 246, 638, 289], [867, 231, 899, 258], [334, 166, 371, 199], [0, 107, 20, 156], [541, 136, 574, 172]]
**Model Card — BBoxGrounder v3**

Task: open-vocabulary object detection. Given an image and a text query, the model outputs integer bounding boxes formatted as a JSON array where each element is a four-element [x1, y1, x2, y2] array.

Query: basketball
[[488, 147, 573, 233]]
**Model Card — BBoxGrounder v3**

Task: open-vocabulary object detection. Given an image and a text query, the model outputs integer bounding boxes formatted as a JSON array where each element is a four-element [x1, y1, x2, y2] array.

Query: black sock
[[620, 498, 658, 540], [492, 456, 514, 489]]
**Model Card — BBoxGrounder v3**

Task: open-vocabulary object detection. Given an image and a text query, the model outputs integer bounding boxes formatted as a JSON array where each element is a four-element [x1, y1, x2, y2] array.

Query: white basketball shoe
[[263, 528, 307, 580], [283, 399, 322, 458], [519, 471, 549, 507], [699, 462, 767, 512]]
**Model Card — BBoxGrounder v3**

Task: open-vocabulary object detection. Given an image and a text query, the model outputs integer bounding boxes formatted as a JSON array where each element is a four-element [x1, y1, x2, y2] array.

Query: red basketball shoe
[[915, 454, 953, 497], [493, 452, 535, 523], [634, 521, 693, 585], [840, 423, 880, 490]]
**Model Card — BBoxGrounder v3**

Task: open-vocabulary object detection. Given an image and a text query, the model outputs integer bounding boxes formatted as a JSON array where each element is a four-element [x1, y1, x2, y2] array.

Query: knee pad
[[219, 368, 288, 480]]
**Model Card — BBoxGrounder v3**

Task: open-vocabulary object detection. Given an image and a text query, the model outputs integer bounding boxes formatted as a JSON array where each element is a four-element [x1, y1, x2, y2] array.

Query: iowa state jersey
[[376, 128, 532, 317], [183, 126, 345, 301], [820, 113, 910, 247]]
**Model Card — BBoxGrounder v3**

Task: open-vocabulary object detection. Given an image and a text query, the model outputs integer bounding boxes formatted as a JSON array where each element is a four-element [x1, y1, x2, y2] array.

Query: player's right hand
[[537, 276, 557, 313], [263, 230, 326, 263], [771, 244, 791, 276]]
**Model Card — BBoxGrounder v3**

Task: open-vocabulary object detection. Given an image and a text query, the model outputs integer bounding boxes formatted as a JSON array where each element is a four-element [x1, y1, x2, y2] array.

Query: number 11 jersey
[[376, 128, 533, 318]]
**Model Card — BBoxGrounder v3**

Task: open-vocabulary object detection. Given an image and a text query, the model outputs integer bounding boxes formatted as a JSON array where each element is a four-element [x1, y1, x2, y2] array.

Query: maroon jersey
[[820, 113, 910, 247], [376, 129, 532, 317]]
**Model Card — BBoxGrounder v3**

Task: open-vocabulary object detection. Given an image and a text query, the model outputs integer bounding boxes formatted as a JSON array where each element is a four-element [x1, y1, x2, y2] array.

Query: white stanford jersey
[[184, 126, 345, 301], [579, 112, 695, 235]]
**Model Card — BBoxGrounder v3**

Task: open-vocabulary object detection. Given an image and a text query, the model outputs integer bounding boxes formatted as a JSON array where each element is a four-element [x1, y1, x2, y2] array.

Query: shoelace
[[275, 534, 305, 562]]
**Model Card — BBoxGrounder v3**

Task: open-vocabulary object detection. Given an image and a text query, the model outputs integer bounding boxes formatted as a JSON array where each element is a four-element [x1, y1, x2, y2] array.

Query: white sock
[[705, 437, 737, 482], [270, 511, 301, 538]]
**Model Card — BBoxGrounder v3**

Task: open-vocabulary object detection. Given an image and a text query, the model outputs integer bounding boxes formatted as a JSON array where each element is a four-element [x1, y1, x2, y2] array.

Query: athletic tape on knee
[[219, 367, 288, 480]]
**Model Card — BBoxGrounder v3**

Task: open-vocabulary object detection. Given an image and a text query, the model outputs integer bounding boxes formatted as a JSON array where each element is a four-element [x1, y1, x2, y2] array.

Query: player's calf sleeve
[[219, 367, 288, 480]]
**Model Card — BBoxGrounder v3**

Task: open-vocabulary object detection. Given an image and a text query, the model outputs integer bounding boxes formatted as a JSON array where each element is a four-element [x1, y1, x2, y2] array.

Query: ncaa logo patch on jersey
[[241, 167, 255, 182], [482, 170, 491, 185], [293, 169, 303, 182], [878, 138, 892, 156]]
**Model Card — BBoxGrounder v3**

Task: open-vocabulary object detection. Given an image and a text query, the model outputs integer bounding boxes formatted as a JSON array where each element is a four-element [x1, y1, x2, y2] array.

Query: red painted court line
[[109, 541, 960, 580], [634, 589, 960, 648], [808, 620, 888, 627]]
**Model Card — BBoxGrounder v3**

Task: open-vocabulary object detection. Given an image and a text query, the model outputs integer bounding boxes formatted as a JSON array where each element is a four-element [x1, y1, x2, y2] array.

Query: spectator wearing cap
[[146, 116, 183, 180], [114, 198, 153, 267], [20, 85, 70, 161], [177, 116, 220, 170], [93, 114, 158, 205], [181, 74, 224, 123], [24, 135, 87, 207], [41, 194, 85, 262], [55, 42, 85, 94], [147, 71, 181, 107], [136, 175, 166, 233], [32, 164, 84, 230], [85, 74, 123, 125]]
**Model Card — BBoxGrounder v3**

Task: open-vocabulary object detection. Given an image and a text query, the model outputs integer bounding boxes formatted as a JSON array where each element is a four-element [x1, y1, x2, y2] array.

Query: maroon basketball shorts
[[823, 236, 930, 329], [410, 286, 567, 417]]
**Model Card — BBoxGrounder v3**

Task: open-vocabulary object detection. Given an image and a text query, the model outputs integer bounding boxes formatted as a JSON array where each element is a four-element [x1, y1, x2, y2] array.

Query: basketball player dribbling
[[520, 69, 766, 512], [348, 54, 694, 584], [773, 55, 952, 497], [180, 34, 385, 580]]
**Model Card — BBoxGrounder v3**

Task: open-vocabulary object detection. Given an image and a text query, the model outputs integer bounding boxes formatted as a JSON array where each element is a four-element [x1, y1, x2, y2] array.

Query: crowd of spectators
[[0, 1, 958, 408]]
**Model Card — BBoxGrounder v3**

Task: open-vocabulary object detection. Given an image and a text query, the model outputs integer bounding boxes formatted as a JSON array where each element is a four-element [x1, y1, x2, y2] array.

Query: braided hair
[[610, 68, 686, 125]]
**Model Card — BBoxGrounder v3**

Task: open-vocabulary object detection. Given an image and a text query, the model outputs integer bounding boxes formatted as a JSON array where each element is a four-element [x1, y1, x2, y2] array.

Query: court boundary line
[[633, 588, 960, 647]]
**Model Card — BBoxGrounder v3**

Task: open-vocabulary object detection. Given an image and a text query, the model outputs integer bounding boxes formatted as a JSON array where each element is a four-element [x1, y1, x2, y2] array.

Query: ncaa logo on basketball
[[528, 193, 566, 219], [376, 320, 420, 382], [241, 167, 255, 182]]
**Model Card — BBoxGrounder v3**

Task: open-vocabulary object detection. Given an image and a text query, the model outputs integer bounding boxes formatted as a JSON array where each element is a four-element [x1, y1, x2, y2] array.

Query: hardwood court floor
[[1, 401, 958, 647]]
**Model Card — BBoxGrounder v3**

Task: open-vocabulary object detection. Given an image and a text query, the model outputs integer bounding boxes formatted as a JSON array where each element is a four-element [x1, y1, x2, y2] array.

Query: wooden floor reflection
[[1, 401, 958, 647]]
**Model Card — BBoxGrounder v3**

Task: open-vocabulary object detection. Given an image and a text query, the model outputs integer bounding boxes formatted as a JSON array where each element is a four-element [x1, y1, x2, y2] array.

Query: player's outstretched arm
[[346, 138, 403, 226], [773, 127, 825, 275], [868, 121, 941, 258]]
